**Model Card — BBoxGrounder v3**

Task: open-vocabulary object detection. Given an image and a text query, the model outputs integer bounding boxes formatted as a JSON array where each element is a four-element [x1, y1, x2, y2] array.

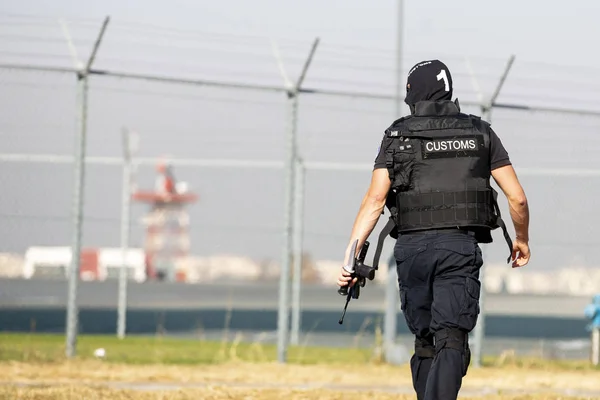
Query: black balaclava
[[404, 59, 453, 113]]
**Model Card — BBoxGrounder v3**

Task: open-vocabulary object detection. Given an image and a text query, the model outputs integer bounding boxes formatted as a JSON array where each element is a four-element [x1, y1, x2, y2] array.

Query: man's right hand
[[337, 267, 357, 288], [511, 239, 530, 268]]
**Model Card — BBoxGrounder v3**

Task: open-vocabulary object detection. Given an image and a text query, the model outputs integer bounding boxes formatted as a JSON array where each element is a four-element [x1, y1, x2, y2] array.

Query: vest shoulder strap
[[468, 114, 491, 131], [385, 116, 412, 138], [468, 114, 491, 149]]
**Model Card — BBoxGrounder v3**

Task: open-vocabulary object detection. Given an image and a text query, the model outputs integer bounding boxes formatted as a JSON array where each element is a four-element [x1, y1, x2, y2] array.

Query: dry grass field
[[1, 386, 598, 400], [0, 333, 598, 399]]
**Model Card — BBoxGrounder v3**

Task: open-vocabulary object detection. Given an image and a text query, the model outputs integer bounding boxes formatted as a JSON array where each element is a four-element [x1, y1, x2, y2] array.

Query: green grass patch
[[0, 332, 598, 372], [0, 332, 373, 365]]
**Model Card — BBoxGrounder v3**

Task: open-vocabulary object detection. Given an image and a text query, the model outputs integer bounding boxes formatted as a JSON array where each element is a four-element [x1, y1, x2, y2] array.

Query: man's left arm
[[337, 168, 391, 288]]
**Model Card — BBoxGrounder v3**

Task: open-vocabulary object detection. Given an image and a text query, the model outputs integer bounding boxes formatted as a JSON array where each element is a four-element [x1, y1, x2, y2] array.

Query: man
[[337, 59, 530, 400]]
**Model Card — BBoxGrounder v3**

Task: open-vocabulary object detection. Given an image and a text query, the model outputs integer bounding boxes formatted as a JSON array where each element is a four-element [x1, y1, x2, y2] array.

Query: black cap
[[404, 60, 453, 107]]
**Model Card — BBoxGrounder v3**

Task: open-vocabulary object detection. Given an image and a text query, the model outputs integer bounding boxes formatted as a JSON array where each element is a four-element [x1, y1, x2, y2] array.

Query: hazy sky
[[1, 0, 599, 271]]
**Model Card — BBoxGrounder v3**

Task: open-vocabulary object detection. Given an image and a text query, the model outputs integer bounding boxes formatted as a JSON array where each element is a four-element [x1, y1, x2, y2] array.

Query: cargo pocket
[[399, 286, 416, 334], [399, 286, 408, 312], [459, 276, 481, 330], [466, 276, 481, 303]]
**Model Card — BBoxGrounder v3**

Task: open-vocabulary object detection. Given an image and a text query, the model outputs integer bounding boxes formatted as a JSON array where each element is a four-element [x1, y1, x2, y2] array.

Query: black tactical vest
[[383, 101, 511, 251], [367, 101, 514, 269]]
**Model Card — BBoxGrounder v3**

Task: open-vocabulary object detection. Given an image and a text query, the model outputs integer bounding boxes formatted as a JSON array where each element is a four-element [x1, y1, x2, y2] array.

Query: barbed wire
[[2, 12, 600, 77]]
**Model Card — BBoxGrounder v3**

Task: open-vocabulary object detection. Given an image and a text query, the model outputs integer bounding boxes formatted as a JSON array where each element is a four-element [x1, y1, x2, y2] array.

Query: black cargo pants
[[394, 229, 483, 400]]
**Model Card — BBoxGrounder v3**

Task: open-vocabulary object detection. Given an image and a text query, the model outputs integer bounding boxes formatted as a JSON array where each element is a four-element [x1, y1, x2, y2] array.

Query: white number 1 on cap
[[436, 69, 449, 92]]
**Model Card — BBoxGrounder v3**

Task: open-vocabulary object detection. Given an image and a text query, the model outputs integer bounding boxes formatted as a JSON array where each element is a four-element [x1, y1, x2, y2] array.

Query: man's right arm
[[491, 165, 531, 267]]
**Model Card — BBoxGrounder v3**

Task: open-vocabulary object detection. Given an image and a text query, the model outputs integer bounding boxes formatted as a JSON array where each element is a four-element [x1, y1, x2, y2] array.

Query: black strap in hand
[[372, 217, 397, 270]]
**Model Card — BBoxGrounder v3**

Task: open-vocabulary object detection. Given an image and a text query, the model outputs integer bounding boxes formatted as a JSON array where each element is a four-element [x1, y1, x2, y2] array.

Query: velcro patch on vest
[[421, 136, 482, 159]]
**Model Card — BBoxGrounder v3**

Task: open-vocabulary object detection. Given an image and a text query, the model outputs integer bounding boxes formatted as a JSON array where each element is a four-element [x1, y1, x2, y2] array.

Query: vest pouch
[[386, 140, 416, 192]]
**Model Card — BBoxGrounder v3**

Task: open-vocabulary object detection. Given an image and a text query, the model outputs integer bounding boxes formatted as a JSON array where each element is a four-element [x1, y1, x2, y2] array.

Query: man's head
[[404, 60, 453, 112]]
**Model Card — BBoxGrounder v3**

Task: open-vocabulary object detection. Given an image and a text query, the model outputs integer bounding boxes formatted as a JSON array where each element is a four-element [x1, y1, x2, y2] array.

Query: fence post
[[117, 128, 134, 339], [275, 38, 320, 363], [63, 16, 110, 359], [384, 255, 399, 359], [592, 328, 600, 366], [291, 158, 305, 346], [384, 0, 405, 360], [471, 55, 515, 368]]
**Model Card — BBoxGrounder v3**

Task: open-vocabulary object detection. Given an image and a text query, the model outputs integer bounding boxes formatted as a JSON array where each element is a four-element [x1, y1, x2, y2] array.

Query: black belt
[[404, 227, 475, 235]]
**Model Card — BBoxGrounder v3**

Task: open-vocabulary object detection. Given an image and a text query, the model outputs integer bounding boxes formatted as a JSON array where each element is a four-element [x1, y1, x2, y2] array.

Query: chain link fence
[[2, 63, 600, 291], [1, 16, 600, 362]]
